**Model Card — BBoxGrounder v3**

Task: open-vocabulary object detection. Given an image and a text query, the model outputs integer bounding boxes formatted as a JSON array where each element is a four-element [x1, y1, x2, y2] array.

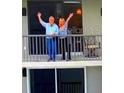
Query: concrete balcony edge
[[22, 61, 102, 69]]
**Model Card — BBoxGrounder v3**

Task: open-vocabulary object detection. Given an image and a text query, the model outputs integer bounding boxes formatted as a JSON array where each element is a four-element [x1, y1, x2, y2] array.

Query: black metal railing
[[22, 35, 102, 62]]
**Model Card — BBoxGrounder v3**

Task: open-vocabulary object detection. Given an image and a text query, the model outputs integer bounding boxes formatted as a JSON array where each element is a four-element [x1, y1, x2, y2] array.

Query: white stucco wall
[[22, 1, 102, 93], [22, 0, 28, 60], [86, 66, 102, 93], [82, 0, 102, 35], [22, 77, 27, 93], [22, 0, 28, 35]]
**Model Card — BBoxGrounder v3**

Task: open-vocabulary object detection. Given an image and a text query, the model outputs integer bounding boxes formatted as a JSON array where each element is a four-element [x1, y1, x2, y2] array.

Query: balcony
[[22, 34, 102, 62]]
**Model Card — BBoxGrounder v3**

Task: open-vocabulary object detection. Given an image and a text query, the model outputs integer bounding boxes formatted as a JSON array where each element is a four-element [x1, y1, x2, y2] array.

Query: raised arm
[[37, 12, 47, 27], [65, 13, 73, 24]]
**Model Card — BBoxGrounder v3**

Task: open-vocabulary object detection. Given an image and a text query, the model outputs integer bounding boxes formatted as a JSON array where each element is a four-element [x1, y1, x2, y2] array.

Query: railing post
[[35, 36, 38, 61]]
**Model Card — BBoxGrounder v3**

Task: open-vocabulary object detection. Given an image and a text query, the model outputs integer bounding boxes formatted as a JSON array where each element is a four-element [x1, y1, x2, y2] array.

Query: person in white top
[[37, 12, 59, 61]]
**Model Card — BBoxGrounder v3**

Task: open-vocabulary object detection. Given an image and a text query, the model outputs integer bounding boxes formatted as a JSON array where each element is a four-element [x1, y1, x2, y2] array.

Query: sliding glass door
[[30, 68, 85, 93], [30, 69, 55, 93], [57, 69, 84, 93]]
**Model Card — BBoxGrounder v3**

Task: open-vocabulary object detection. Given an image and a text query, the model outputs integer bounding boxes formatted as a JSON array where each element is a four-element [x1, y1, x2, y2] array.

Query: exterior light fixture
[[76, 8, 82, 15]]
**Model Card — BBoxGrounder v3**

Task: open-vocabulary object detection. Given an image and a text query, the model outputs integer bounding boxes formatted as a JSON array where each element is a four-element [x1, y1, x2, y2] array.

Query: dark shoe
[[52, 59, 55, 62], [66, 59, 71, 61], [47, 58, 52, 62], [61, 57, 65, 60]]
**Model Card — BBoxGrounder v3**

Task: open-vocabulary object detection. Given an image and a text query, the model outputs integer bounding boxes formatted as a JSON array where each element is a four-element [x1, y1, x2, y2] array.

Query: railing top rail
[[22, 34, 102, 37]]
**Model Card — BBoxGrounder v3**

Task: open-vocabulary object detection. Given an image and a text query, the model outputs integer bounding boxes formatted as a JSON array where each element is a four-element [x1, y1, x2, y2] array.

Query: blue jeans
[[46, 38, 56, 61]]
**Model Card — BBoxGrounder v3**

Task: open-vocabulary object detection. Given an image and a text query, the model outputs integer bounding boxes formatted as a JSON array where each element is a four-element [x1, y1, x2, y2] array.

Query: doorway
[[27, 0, 83, 55], [30, 69, 55, 93], [28, 0, 82, 35], [29, 68, 85, 93]]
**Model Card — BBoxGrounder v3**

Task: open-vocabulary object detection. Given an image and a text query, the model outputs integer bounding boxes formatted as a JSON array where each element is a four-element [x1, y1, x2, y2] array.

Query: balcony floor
[[23, 52, 101, 62]]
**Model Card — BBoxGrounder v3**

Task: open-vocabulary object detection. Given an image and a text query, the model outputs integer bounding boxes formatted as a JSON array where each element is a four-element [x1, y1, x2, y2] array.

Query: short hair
[[59, 18, 65, 22], [49, 16, 55, 19]]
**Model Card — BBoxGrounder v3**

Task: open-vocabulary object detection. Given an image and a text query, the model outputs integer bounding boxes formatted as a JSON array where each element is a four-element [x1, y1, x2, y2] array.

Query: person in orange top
[[58, 13, 73, 60]]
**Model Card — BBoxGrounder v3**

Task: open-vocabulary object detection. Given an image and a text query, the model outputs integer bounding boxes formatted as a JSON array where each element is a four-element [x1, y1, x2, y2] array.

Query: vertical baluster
[[96, 36, 98, 60], [88, 37, 90, 59], [75, 36, 77, 61], [88, 36, 90, 59], [69, 35, 71, 61], [55, 37, 57, 61], [67, 35, 70, 61], [80, 36, 83, 60], [83, 36, 86, 60], [64, 38, 66, 60], [35, 36, 38, 61], [93, 36, 96, 58], [86, 36, 88, 60], [45, 37, 47, 61], [78, 36, 79, 60], [70, 36, 73, 60], [32, 37, 35, 61], [42, 36, 45, 61], [78, 36, 80, 60], [60, 38, 63, 60], [97, 36, 98, 60], [57, 37, 60, 57], [74, 36, 76, 60], [39, 36, 41, 61], [29, 36, 31, 61], [72, 36, 74, 60]]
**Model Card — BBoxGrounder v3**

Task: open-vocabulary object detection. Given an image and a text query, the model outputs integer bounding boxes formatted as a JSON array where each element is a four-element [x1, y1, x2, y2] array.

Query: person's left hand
[[69, 13, 73, 18], [51, 32, 56, 37], [37, 12, 42, 18], [52, 33, 56, 37]]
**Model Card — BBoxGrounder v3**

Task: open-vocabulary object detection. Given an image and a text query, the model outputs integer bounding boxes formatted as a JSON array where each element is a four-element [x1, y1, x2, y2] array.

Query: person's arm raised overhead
[[65, 13, 73, 24], [64, 13, 73, 29], [37, 12, 47, 27]]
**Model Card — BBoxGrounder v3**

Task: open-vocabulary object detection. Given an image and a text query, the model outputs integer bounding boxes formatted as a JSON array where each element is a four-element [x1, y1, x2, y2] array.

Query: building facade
[[22, 0, 102, 93]]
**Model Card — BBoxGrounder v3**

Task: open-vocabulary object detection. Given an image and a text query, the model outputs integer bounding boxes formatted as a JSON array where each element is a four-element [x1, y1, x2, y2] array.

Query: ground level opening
[[29, 68, 85, 93]]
